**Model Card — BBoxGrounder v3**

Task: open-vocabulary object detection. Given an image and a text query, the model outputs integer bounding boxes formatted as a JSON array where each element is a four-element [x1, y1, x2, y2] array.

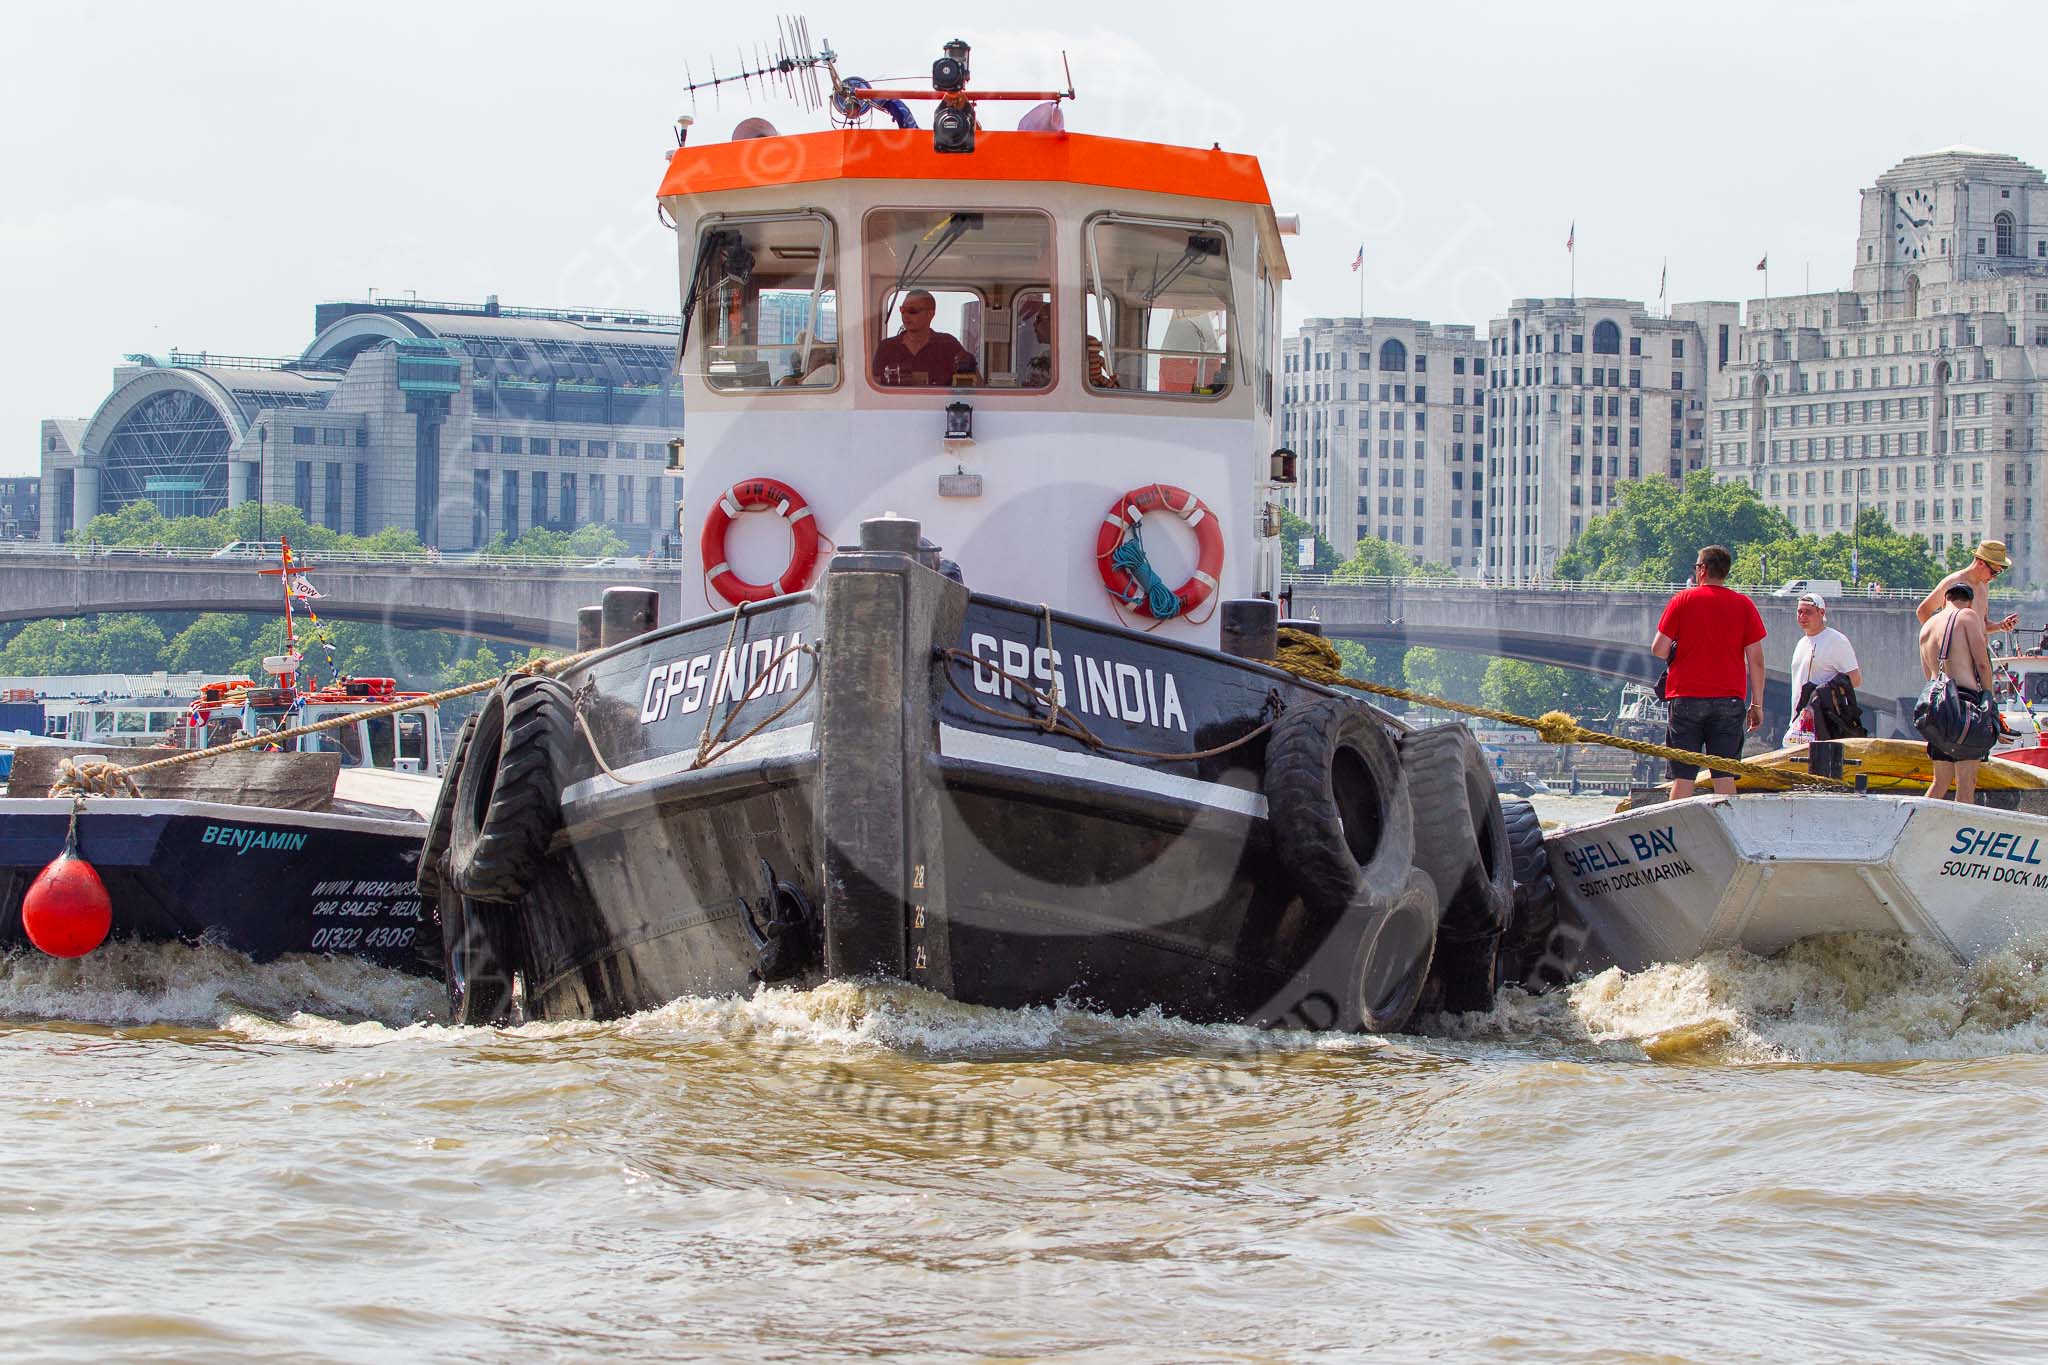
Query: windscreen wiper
[[883, 212, 984, 318], [1142, 233, 1223, 304], [676, 228, 741, 362]]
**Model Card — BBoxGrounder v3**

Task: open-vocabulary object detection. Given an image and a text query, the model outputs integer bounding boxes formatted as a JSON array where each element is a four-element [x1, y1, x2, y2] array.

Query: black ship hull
[[438, 542, 1515, 1029], [0, 799, 438, 976]]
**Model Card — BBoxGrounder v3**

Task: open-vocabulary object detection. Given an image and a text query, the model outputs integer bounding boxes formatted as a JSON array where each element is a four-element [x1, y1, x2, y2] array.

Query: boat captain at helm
[[873, 289, 976, 386]]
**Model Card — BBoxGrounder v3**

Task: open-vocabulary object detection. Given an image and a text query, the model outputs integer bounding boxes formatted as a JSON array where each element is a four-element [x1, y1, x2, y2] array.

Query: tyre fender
[[1400, 723, 1515, 941], [1494, 797, 1590, 993], [1283, 867, 1438, 1034], [416, 711, 480, 900], [447, 676, 578, 904], [439, 871, 530, 1026], [1264, 694, 1414, 915]]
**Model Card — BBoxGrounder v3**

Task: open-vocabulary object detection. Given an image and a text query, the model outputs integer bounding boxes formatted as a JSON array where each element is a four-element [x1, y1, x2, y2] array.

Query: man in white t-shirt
[[1783, 591, 1863, 745]]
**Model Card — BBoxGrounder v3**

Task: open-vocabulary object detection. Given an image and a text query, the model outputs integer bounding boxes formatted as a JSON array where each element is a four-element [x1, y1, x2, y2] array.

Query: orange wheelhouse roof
[[657, 129, 1273, 207]]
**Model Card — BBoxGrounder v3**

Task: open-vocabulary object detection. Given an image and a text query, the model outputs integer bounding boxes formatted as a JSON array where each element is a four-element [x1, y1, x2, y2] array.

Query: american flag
[[1566, 221, 1574, 252], [1350, 244, 1364, 272]]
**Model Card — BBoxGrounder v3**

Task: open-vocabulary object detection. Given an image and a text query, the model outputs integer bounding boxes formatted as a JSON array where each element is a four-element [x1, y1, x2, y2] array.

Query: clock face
[[1895, 188, 1935, 260]]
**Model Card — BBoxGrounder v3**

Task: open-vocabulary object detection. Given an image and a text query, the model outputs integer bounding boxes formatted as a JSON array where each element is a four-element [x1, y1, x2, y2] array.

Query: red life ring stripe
[[700, 476, 822, 605], [1094, 482, 1225, 619]]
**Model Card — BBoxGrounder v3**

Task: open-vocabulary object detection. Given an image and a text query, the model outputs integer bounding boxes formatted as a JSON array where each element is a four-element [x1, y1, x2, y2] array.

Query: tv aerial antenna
[[681, 16, 832, 118], [674, 24, 1077, 143]]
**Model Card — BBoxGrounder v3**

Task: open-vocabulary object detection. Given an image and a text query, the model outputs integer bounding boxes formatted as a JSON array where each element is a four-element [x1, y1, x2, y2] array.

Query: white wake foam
[[0, 942, 442, 1031], [1432, 931, 2048, 1063]]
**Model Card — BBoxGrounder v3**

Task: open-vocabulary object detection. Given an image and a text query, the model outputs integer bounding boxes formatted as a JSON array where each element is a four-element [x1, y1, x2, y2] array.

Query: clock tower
[[1854, 147, 2048, 310]]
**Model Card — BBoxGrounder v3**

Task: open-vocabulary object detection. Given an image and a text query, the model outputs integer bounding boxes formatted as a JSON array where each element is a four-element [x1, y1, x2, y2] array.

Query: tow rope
[[77, 649, 602, 786], [1266, 628, 1848, 792]]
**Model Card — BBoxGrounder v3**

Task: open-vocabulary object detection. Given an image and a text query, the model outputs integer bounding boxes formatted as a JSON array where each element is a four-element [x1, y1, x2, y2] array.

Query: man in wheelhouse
[[872, 289, 977, 386]]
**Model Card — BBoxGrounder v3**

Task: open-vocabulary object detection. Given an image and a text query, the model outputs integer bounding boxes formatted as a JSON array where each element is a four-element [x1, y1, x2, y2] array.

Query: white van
[[210, 540, 287, 561], [1771, 578, 1844, 599]]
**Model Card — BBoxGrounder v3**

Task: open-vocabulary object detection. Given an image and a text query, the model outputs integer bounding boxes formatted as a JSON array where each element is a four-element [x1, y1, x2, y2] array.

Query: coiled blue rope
[[1110, 531, 1183, 619]]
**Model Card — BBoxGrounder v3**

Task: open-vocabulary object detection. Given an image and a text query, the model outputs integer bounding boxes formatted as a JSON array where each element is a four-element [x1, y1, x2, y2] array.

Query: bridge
[[1288, 578, 2031, 737], [0, 547, 661, 648], [1, 547, 2028, 736]]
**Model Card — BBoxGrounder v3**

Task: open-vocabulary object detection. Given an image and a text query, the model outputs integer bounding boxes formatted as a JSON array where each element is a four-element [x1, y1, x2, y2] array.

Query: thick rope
[[1267, 628, 1848, 792], [50, 759, 141, 798]]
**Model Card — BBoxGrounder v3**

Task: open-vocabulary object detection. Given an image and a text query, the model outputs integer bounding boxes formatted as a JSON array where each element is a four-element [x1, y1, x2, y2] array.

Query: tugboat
[[428, 37, 1534, 1028], [1, 544, 446, 975]]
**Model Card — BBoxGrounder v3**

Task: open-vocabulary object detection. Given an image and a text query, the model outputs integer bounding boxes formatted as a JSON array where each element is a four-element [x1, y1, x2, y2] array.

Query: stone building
[[0, 475, 38, 539], [1708, 148, 2048, 581], [1278, 317, 1491, 571], [38, 295, 686, 553], [1484, 297, 1739, 584]]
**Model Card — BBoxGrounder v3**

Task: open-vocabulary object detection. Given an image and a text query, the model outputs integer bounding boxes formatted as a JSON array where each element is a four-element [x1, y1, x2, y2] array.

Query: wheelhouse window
[[864, 209, 1055, 390], [1086, 216, 1234, 398], [685, 213, 838, 391]]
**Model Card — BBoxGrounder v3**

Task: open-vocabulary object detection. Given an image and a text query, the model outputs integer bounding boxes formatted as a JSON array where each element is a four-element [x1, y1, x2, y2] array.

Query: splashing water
[[1436, 931, 2048, 1064], [0, 942, 443, 1033]]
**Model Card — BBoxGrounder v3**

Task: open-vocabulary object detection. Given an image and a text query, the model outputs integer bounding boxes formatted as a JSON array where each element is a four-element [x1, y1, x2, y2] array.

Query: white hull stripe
[[938, 723, 1266, 818], [562, 722, 817, 804]]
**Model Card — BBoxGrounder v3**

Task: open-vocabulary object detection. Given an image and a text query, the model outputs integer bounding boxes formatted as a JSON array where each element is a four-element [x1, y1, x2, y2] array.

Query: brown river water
[[7, 797, 2048, 1362]]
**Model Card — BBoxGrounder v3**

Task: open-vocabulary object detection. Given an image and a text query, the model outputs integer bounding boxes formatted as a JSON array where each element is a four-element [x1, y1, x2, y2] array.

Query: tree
[[1276, 505, 1340, 576], [1330, 534, 1453, 581], [565, 524, 630, 558], [0, 614, 169, 676], [1401, 646, 1488, 706], [166, 615, 253, 674], [1555, 471, 1795, 584], [1728, 508, 1941, 592], [89, 616, 171, 673], [1481, 658, 1618, 722]]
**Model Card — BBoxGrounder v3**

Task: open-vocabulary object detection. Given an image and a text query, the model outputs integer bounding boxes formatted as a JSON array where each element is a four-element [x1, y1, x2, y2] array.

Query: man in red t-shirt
[[1652, 543, 1768, 799]]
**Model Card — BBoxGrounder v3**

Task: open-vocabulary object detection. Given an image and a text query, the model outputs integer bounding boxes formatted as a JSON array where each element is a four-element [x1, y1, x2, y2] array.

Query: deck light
[[945, 401, 973, 441], [933, 103, 974, 154], [933, 40, 970, 92]]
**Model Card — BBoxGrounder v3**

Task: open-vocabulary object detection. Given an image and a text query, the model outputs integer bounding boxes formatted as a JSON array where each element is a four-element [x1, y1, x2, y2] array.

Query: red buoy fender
[[22, 851, 112, 959], [1095, 483, 1226, 618], [701, 477, 820, 606]]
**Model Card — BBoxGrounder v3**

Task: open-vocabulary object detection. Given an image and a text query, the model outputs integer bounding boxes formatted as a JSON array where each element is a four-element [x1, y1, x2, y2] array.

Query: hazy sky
[[4, 0, 2042, 476]]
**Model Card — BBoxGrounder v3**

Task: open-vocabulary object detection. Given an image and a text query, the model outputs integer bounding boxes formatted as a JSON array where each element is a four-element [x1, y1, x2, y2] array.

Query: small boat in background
[[1, 543, 446, 977], [1509, 779, 2048, 992]]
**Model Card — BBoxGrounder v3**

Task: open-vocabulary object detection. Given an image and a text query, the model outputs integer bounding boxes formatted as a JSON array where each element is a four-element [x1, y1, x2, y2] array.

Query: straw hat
[[1973, 539, 2011, 569]]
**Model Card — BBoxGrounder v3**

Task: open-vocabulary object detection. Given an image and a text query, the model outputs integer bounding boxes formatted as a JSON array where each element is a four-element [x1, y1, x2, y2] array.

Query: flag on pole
[[1756, 254, 1768, 271], [288, 574, 323, 600], [1566, 221, 1575, 252], [1659, 260, 1667, 301], [1350, 244, 1364, 272]]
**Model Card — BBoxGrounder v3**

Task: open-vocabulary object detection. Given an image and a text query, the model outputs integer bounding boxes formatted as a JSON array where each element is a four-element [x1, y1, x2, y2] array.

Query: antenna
[[679, 15, 828, 116]]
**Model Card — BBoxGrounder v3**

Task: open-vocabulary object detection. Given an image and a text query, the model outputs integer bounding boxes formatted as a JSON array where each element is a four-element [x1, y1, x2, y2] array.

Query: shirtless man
[[1917, 581, 1996, 803], [1916, 539, 2019, 637]]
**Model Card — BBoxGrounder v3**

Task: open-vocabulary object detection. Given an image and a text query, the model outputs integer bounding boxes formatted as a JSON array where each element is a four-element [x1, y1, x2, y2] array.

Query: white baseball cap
[[1796, 592, 1826, 610]]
